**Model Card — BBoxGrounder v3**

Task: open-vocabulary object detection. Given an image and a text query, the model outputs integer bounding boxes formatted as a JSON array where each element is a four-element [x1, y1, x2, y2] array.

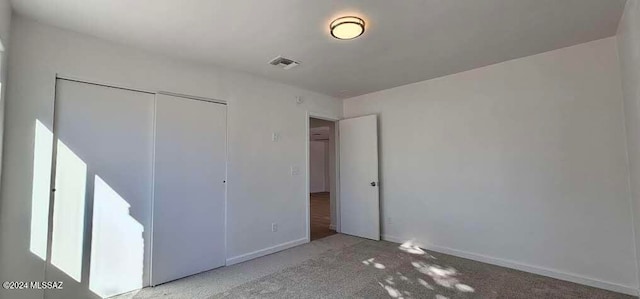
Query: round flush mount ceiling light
[[330, 16, 365, 40]]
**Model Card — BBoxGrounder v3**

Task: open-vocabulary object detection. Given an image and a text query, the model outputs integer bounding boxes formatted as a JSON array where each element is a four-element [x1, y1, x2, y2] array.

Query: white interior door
[[339, 115, 380, 240], [151, 93, 227, 286], [47, 79, 155, 299]]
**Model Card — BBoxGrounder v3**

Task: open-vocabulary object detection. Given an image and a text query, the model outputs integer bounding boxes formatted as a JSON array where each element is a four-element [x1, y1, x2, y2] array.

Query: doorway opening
[[309, 117, 337, 241]]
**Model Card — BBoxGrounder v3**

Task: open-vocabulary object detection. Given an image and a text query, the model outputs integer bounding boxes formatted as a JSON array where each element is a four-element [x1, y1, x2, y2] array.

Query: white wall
[[0, 0, 10, 43], [0, 0, 11, 182], [344, 37, 638, 294], [0, 15, 341, 299], [617, 0, 640, 291]]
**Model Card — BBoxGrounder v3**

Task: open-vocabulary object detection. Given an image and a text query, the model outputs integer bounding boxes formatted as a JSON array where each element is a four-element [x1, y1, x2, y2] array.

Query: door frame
[[306, 111, 340, 242]]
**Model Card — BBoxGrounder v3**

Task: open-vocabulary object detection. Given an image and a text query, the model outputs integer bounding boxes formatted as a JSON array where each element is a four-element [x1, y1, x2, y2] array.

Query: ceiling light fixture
[[330, 16, 365, 40]]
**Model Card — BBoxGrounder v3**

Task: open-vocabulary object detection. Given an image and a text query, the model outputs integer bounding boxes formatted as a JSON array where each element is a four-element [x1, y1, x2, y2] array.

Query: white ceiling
[[11, 0, 626, 98]]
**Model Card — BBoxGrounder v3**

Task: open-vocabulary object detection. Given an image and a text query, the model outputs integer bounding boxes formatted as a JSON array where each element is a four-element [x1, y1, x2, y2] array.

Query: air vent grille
[[269, 56, 300, 70]]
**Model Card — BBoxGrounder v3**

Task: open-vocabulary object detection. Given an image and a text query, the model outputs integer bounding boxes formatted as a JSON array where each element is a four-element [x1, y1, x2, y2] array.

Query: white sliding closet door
[[151, 94, 227, 286], [47, 79, 155, 299]]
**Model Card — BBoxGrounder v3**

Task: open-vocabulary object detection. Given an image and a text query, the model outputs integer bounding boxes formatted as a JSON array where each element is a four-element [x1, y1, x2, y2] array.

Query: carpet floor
[[114, 234, 632, 299]]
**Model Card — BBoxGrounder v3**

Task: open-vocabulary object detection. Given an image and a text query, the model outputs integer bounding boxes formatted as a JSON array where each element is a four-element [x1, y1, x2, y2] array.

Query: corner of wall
[[616, 0, 640, 291]]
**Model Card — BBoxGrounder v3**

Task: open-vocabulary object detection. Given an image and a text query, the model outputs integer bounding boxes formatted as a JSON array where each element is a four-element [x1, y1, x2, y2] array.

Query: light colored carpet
[[114, 234, 632, 299], [112, 234, 363, 299]]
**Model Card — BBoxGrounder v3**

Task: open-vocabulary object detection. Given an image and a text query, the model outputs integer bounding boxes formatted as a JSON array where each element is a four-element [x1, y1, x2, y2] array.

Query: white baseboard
[[381, 235, 639, 296], [226, 237, 309, 266], [380, 235, 405, 244]]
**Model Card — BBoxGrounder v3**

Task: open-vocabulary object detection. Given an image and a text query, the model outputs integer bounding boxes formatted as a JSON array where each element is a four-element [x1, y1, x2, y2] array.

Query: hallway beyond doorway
[[310, 192, 336, 241]]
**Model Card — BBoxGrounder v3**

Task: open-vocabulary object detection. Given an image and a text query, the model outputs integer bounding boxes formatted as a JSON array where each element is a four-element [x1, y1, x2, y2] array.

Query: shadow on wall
[[29, 120, 145, 298]]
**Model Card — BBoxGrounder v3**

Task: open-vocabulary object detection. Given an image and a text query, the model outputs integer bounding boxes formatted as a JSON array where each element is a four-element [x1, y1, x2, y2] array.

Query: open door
[[339, 115, 380, 240]]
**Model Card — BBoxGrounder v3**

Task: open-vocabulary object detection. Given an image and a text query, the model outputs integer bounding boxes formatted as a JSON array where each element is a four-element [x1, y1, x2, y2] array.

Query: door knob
[[370, 182, 376, 187]]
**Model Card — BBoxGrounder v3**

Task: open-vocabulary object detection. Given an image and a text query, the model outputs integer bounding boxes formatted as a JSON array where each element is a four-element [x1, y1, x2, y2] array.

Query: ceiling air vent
[[269, 56, 300, 70]]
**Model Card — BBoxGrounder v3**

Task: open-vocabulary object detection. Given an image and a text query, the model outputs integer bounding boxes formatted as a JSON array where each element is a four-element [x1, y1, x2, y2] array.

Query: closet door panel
[[151, 94, 227, 285], [47, 79, 154, 299]]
